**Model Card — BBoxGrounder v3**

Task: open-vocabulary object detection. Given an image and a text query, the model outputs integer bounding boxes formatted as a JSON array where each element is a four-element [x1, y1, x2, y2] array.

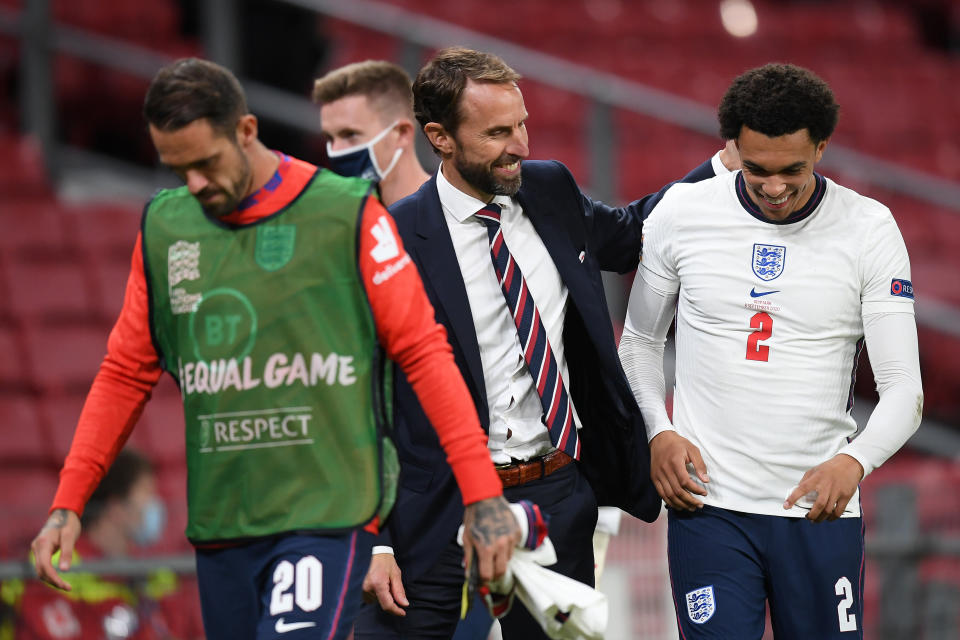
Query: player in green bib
[[31, 58, 520, 640]]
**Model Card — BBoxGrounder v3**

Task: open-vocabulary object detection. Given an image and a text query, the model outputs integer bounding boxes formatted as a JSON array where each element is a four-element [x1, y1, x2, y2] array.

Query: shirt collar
[[437, 163, 514, 222], [734, 171, 827, 225]]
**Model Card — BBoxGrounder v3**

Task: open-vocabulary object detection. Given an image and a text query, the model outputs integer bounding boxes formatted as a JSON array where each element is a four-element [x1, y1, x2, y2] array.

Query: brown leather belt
[[495, 450, 573, 488]]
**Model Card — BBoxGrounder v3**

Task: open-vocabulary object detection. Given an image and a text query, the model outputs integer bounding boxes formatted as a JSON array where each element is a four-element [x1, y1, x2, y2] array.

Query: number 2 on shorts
[[835, 576, 857, 632], [270, 556, 323, 615]]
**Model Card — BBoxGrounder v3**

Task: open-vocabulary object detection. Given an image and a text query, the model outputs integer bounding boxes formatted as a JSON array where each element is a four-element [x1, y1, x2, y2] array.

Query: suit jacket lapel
[[409, 177, 488, 417], [517, 185, 600, 320]]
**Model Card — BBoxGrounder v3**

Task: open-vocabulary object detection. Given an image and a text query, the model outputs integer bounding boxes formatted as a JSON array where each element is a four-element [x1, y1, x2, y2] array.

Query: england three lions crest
[[685, 585, 715, 624], [752, 243, 786, 281]]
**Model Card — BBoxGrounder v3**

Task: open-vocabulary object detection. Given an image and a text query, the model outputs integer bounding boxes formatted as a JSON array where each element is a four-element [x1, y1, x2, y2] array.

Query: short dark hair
[[81, 449, 153, 528], [413, 47, 521, 150], [312, 60, 414, 120], [718, 63, 839, 143], [143, 58, 248, 136]]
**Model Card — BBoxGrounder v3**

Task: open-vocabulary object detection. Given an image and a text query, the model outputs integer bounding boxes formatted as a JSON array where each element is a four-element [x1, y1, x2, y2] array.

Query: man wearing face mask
[[315, 61, 498, 639], [9, 449, 206, 639], [313, 61, 430, 207]]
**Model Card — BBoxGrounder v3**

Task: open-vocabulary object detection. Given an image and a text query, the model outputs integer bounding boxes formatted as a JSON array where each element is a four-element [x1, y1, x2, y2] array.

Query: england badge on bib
[[685, 585, 715, 624], [752, 243, 786, 281]]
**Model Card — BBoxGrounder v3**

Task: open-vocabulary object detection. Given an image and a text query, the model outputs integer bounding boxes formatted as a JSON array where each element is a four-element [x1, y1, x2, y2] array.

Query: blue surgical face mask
[[326, 120, 403, 182], [132, 497, 166, 547]]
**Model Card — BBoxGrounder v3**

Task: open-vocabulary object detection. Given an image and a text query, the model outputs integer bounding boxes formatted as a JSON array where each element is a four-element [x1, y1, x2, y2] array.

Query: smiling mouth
[[496, 160, 520, 173], [759, 191, 790, 207]]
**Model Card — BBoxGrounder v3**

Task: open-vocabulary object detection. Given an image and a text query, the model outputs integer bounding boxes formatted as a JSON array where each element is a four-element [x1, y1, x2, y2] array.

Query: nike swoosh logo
[[275, 619, 317, 634], [750, 288, 779, 297]]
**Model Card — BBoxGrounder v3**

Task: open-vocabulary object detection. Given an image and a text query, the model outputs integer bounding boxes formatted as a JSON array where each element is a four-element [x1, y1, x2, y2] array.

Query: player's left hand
[[31, 508, 81, 591], [784, 454, 864, 523]]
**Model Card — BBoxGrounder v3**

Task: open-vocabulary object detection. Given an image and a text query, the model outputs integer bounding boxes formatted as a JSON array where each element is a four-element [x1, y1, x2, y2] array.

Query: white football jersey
[[639, 171, 915, 517]]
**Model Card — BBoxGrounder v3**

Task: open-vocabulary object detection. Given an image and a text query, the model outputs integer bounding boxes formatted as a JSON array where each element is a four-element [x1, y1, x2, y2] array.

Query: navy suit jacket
[[382, 159, 716, 583]]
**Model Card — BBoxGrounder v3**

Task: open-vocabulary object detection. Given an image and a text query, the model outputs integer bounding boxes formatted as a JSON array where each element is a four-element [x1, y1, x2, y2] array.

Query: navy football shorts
[[668, 505, 864, 639], [195, 529, 374, 640]]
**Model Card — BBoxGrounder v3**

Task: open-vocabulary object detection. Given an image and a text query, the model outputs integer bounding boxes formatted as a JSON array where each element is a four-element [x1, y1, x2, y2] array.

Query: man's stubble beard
[[199, 144, 253, 217], [453, 150, 522, 198]]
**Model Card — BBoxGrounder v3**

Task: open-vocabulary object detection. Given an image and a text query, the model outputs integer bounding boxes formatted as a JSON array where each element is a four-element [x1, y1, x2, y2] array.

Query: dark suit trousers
[[353, 462, 598, 640]]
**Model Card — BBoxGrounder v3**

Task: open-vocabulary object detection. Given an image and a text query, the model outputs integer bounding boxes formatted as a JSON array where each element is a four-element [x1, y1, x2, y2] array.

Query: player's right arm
[[32, 234, 162, 589], [617, 201, 709, 511]]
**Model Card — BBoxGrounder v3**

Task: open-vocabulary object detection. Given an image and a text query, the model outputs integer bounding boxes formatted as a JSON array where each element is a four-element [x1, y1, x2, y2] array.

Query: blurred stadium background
[[0, 0, 958, 638]]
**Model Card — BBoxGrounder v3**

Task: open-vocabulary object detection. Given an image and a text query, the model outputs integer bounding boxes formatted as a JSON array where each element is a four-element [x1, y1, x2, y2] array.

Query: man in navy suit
[[354, 47, 735, 639]]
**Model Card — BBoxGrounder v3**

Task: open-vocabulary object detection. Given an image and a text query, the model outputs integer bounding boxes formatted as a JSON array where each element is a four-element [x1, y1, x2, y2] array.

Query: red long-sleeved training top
[[51, 153, 501, 520]]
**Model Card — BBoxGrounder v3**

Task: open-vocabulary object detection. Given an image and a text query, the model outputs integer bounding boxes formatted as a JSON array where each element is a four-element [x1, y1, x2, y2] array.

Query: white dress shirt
[[437, 165, 582, 465]]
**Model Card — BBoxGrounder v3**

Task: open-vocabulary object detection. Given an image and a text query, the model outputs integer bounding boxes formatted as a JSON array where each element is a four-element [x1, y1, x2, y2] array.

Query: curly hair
[[718, 63, 839, 143]]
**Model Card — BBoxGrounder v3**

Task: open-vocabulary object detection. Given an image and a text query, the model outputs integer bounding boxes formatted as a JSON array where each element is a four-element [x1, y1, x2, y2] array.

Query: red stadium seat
[[322, 19, 402, 72], [21, 321, 108, 394], [51, 0, 182, 47], [89, 258, 133, 324], [0, 323, 27, 388], [0, 134, 50, 197], [0, 196, 71, 253], [66, 202, 142, 263], [0, 466, 59, 560], [0, 393, 50, 465], [37, 391, 86, 461], [3, 254, 99, 322]]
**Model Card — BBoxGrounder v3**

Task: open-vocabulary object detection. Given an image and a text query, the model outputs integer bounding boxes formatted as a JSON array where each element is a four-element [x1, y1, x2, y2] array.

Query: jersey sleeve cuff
[[647, 423, 676, 443], [456, 458, 503, 506], [50, 468, 98, 517], [372, 545, 394, 556], [836, 446, 874, 478]]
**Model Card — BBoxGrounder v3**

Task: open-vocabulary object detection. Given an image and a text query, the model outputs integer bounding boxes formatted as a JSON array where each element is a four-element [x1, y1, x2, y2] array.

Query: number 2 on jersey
[[745, 312, 773, 361]]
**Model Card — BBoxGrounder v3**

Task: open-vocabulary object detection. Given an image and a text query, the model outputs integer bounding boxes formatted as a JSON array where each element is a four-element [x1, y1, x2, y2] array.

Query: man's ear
[[395, 119, 418, 147], [423, 122, 453, 156], [814, 137, 829, 163], [236, 114, 258, 148]]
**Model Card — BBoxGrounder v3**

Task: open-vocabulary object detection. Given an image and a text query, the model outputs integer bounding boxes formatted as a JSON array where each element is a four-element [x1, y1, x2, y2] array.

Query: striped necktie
[[475, 203, 580, 460]]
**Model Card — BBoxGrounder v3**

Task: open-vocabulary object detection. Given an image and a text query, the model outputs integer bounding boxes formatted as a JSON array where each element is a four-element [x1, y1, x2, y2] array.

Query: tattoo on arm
[[44, 509, 68, 530], [469, 500, 515, 546]]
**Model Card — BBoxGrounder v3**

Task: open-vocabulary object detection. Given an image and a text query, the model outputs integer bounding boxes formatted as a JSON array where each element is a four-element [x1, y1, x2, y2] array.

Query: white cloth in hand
[[459, 502, 608, 639]]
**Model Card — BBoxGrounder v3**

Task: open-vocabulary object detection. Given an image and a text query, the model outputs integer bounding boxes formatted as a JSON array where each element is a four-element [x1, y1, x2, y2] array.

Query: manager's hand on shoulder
[[719, 139, 742, 171], [462, 495, 522, 583], [650, 430, 710, 511], [31, 508, 81, 591]]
